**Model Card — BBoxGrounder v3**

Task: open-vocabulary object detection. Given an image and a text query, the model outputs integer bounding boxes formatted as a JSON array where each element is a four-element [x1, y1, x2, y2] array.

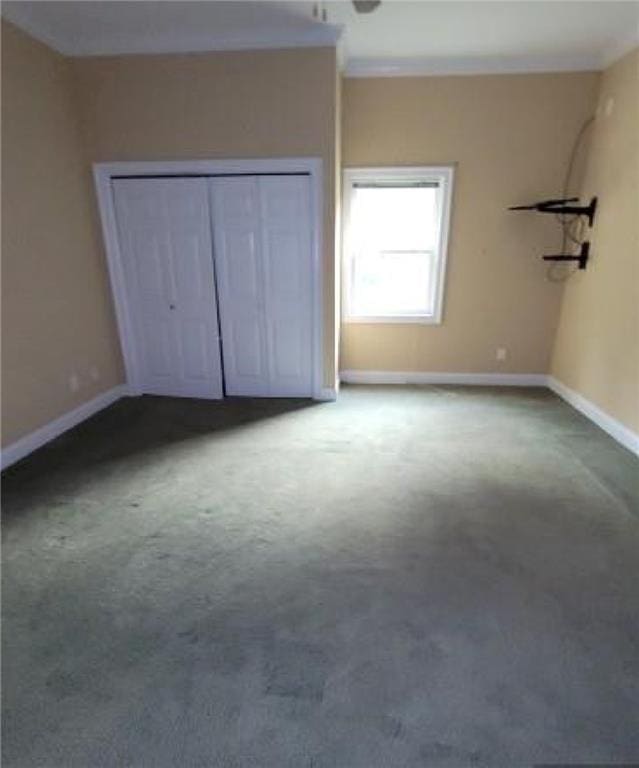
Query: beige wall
[[551, 49, 639, 433], [341, 71, 599, 374], [1, 21, 123, 446], [4, 16, 633, 446], [2, 33, 339, 450], [71, 47, 339, 388]]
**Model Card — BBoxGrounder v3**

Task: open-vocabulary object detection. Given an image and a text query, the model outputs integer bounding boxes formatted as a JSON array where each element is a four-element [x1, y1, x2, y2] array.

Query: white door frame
[[93, 158, 325, 399]]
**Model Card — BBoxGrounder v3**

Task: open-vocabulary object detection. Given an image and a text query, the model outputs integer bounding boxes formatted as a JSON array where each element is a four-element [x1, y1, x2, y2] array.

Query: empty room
[[2, 1, 638, 765]]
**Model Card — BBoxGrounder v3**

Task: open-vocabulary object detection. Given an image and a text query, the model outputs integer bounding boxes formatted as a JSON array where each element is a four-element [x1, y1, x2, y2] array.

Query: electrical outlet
[[89, 365, 100, 382], [69, 374, 80, 393], [496, 347, 508, 362]]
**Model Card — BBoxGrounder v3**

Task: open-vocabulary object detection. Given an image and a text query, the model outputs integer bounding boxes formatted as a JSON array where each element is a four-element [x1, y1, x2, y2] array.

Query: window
[[342, 166, 454, 323]]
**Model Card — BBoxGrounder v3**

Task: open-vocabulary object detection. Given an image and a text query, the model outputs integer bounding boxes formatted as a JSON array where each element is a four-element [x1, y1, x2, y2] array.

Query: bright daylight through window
[[343, 167, 454, 323]]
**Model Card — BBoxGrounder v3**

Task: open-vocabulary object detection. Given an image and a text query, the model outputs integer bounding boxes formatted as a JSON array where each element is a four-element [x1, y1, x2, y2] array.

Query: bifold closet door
[[211, 175, 313, 397], [113, 178, 224, 398]]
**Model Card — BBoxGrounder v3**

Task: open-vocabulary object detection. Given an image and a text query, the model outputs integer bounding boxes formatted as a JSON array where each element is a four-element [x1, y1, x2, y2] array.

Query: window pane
[[348, 184, 439, 317], [351, 186, 438, 253], [351, 250, 434, 316]]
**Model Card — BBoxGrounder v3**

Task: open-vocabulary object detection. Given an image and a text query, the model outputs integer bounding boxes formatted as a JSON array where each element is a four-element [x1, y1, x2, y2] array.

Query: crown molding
[[70, 33, 342, 58], [1, 5, 342, 57], [3, 2, 634, 70], [1, 8, 66, 54], [344, 53, 603, 78], [600, 28, 639, 68]]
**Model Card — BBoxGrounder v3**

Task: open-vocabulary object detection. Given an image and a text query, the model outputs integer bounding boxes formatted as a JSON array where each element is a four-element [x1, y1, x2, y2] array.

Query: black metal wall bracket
[[509, 196, 598, 227], [542, 241, 590, 270]]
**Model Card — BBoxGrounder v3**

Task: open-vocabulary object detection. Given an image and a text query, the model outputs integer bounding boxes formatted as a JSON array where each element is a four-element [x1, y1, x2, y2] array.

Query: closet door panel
[[259, 176, 313, 396], [130, 230, 175, 381], [114, 184, 178, 393], [113, 178, 223, 398], [164, 180, 224, 397], [210, 178, 269, 395]]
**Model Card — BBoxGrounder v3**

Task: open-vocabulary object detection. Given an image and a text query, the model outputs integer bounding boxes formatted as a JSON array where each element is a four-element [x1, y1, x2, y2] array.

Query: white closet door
[[113, 178, 223, 399], [210, 175, 313, 397], [210, 177, 268, 396], [260, 176, 313, 396]]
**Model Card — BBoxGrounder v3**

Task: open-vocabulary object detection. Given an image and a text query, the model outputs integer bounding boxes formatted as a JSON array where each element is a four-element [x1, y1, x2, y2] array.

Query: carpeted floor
[[2, 385, 639, 767]]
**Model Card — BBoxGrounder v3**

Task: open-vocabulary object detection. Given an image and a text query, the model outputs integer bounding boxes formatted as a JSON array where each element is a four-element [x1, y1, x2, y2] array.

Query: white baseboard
[[3, 381, 335, 469], [315, 386, 338, 402], [1, 384, 130, 471], [339, 369, 638, 456], [547, 376, 639, 457], [339, 370, 548, 387], [3, 375, 636, 471]]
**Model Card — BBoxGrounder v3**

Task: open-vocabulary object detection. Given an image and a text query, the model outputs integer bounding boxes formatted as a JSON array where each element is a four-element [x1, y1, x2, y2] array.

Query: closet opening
[[94, 159, 328, 402]]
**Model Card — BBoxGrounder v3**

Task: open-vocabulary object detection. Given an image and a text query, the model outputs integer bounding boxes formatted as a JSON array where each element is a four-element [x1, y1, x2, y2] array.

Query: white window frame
[[342, 165, 455, 324]]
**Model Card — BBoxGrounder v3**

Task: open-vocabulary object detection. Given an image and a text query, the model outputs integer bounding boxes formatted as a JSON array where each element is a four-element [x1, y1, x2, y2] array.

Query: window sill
[[344, 315, 442, 325]]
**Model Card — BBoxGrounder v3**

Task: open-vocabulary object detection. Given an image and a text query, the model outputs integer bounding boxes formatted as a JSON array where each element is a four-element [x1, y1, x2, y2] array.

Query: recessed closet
[[112, 173, 314, 399]]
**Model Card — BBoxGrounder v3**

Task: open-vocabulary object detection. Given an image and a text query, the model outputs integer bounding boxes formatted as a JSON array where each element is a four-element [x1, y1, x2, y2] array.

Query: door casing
[[93, 158, 327, 400]]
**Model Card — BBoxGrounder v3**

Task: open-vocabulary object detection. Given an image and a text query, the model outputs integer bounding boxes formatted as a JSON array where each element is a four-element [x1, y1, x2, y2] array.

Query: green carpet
[[2, 385, 638, 766]]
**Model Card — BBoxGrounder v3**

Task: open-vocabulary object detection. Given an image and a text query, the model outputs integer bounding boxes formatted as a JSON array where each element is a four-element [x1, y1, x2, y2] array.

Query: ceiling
[[2, 1, 638, 75]]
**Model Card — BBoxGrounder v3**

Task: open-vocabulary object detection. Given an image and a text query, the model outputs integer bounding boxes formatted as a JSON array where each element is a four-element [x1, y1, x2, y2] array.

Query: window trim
[[342, 165, 455, 325]]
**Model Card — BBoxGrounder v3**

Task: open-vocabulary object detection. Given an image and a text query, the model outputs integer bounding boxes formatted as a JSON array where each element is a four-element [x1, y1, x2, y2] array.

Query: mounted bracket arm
[[542, 241, 590, 270], [509, 196, 597, 227]]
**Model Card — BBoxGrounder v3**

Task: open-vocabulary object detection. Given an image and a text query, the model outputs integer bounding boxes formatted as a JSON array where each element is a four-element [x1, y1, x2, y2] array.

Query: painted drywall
[[1, 20, 123, 447], [551, 48, 639, 434], [334, 71, 343, 379], [341, 71, 599, 374], [71, 47, 339, 389]]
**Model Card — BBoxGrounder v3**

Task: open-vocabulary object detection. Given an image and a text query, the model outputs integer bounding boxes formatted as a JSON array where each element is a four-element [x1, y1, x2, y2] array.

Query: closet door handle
[[169, 303, 176, 310]]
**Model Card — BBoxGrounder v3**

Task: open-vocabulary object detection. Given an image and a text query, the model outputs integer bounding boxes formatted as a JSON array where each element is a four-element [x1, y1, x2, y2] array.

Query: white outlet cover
[[69, 374, 80, 392], [496, 348, 508, 361], [90, 366, 100, 381]]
